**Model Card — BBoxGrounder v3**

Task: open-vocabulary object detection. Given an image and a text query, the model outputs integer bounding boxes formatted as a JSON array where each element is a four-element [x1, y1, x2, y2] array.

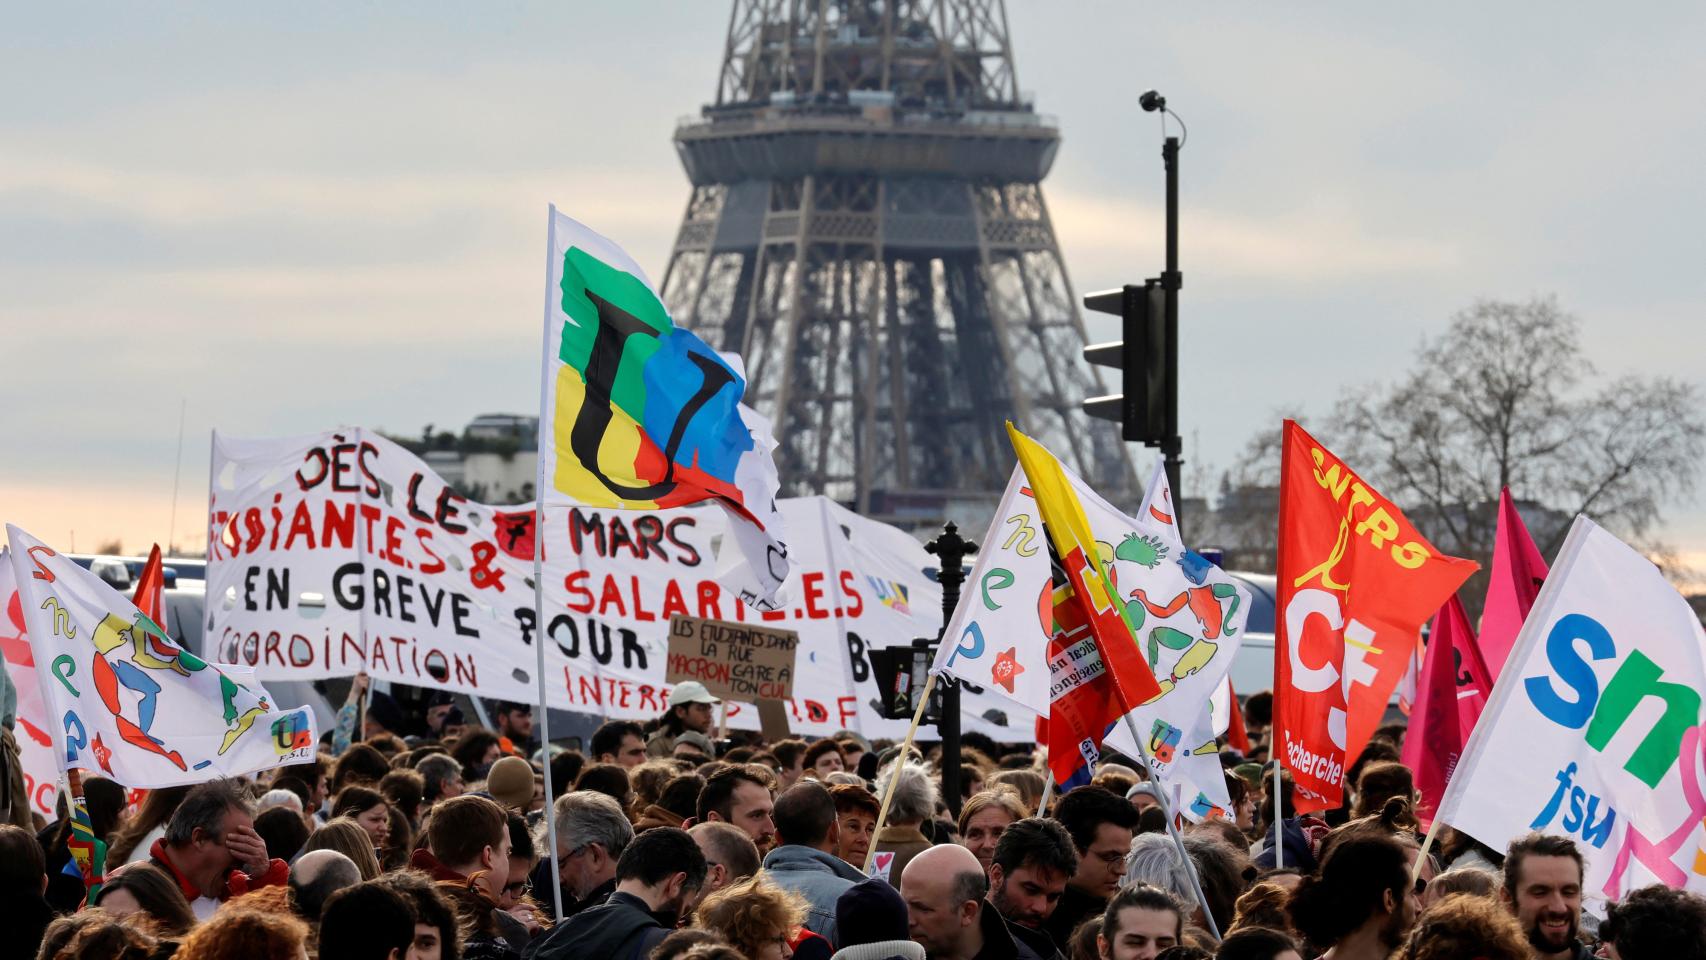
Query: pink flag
[[1401, 597, 1485, 827], [1478, 489, 1549, 679]]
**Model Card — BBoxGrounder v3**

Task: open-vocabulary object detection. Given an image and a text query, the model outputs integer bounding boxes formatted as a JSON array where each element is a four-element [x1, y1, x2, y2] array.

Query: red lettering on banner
[[564, 571, 594, 612], [416, 530, 445, 575], [696, 581, 722, 620], [597, 575, 627, 617], [802, 572, 828, 619], [662, 581, 689, 620], [840, 571, 864, 617], [283, 501, 316, 550], [630, 576, 655, 622], [323, 502, 356, 549]]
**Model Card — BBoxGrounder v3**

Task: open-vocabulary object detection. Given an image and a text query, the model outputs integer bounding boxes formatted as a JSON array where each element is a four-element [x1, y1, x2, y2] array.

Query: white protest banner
[[7, 526, 318, 788], [1438, 516, 1706, 900], [1, 550, 61, 817], [207, 429, 956, 737], [935, 461, 1249, 810]]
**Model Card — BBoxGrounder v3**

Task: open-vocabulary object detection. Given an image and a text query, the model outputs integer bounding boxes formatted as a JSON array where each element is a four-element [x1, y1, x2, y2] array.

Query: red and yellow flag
[[1007, 424, 1163, 713], [1274, 421, 1477, 812]]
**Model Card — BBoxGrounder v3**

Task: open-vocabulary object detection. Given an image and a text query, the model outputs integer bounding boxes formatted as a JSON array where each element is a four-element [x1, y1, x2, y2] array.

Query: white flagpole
[[534, 204, 563, 919], [1272, 758, 1284, 870], [1122, 713, 1220, 939]]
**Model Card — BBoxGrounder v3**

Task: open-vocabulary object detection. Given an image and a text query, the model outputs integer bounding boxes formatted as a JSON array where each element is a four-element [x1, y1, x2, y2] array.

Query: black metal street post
[[926, 522, 977, 820], [1160, 133, 1185, 540]]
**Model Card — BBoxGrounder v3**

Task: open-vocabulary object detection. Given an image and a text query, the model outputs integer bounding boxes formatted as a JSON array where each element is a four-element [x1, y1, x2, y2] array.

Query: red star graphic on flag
[[991, 646, 1025, 693]]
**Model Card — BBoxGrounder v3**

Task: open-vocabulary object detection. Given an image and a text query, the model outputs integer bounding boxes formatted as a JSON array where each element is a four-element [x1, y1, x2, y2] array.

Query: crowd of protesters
[[4, 679, 1705, 960]]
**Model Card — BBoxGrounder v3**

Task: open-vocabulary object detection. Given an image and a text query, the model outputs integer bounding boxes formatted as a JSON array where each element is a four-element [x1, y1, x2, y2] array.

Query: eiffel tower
[[660, 0, 1136, 523]]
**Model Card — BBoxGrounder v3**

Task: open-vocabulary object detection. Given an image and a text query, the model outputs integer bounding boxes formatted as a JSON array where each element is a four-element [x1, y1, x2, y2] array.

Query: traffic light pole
[[1159, 134, 1185, 540]]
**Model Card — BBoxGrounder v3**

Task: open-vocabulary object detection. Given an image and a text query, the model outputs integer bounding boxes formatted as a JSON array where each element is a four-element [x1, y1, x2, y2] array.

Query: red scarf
[[149, 838, 287, 903]]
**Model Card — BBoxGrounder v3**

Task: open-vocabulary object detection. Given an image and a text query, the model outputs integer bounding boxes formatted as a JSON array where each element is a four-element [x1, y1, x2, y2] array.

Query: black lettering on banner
[[845, 631, 869, 683]]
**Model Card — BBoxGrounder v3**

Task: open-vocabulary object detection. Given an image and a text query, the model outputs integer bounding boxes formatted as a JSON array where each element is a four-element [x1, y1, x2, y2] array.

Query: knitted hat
[[485, 755, 536, 809], [836, 877, 910, 947], [673, 730, 716, 758], [1126, 781, 1159, 802]]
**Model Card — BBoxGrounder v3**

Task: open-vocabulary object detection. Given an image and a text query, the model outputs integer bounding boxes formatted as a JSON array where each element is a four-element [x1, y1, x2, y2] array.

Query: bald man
[[900, 844, 1045, 960], [289, 849, 361, 925]]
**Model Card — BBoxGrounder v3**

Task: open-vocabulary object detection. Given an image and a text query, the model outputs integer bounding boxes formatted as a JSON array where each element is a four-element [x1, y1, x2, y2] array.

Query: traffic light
[[1082, 279, 1175, 445]]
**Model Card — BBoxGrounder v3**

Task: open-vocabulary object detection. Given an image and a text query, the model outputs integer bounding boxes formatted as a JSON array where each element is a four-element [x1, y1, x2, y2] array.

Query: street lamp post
[[926, 522, 977, 820]]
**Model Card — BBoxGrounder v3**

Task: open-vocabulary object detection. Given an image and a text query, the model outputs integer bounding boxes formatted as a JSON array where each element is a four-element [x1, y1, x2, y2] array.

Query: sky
[[2, 2, 1703, 581]]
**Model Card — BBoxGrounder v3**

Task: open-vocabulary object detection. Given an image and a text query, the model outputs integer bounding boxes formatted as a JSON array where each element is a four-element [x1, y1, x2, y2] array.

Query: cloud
[[1048, 187, 1461, 288]]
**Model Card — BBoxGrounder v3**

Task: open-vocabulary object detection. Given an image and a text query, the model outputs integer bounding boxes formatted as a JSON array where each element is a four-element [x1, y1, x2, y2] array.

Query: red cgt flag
[[1274, 421, 1477, 812]]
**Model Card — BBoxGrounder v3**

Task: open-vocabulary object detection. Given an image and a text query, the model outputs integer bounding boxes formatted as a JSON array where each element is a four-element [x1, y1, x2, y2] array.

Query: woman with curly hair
[[172, 907, 309, 960], [693, 874, 809, 960], [1396, 893, 1528, 960]]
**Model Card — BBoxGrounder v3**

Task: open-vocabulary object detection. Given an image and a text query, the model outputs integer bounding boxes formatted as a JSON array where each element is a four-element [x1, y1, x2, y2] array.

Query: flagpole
[[1412, 815, 1444, 887], [1035, 774, 1054, 818], [1272, 759, 1283, 870], [1121, 713, 1220, 939], [534, 204, 564, 919], [865, 672, 935, 873]]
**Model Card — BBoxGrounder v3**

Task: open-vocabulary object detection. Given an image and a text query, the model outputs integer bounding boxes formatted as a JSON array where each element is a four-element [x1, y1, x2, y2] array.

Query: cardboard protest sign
[[206, 429, 981, 737], [7, 527, 317, 788], [666, 615, 797, 702], [1438, 516, 1706, 900]]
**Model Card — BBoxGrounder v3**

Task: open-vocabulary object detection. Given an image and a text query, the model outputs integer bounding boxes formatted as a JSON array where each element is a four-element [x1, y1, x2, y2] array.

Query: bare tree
[[1329, 297, 1703, 565]]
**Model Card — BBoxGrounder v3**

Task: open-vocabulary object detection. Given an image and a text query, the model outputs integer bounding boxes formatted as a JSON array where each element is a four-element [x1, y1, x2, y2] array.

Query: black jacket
[[1040, 884, 1105, 949], [523, 891, 669, 960], [1005, 917, 1064, 960], [971, 901, 1046, 960]]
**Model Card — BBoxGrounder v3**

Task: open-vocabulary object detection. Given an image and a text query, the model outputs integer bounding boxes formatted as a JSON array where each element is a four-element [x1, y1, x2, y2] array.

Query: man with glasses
[[540, 790, 634, 919], [1042, 786, 1139, 948]]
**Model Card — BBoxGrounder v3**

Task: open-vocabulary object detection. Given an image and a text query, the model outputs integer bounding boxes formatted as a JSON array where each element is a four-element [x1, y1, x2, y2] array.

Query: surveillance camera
[[1139, 90, 1166, 113]]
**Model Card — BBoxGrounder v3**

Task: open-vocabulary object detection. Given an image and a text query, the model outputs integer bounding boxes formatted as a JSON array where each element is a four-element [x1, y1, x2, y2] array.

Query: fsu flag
[[1274, 421, 1477, 811], [539, 207, 790, 608]]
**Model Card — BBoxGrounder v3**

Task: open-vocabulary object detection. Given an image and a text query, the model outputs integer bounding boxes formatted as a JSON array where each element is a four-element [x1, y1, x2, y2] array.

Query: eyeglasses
[[505, 877, 533, 896]]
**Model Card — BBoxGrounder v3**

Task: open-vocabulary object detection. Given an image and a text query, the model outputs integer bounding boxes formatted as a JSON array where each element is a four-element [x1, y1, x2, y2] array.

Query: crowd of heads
[[6, 679, 1706, 960]]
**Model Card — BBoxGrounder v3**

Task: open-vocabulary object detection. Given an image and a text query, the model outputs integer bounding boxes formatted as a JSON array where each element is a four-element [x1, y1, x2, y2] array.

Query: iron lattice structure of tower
[[660, 0, 1136, 523]]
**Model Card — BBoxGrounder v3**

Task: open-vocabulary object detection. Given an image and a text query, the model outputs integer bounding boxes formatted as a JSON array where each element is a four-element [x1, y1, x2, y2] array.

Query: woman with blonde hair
[[956, 789, 1027, 876], [299, 817, 383, 880], [986, 769, 1046, 813], [693, 874, 809, 960]]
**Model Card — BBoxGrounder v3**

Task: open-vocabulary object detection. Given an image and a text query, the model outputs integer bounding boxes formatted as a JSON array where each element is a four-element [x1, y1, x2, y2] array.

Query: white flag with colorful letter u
[[7, 525, 318, 788], [1438, 516, 1706, 901]]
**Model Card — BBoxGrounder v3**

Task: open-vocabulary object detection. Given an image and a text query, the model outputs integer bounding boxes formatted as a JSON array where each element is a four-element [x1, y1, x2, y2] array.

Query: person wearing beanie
[[830, 877, 925, 960], [1125, 782, 1159, 815], [485, 755, 537, 812]]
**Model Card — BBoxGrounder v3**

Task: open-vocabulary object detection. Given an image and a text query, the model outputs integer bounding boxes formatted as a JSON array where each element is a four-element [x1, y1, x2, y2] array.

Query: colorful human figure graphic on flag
[[7, 525, 317, 790]]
